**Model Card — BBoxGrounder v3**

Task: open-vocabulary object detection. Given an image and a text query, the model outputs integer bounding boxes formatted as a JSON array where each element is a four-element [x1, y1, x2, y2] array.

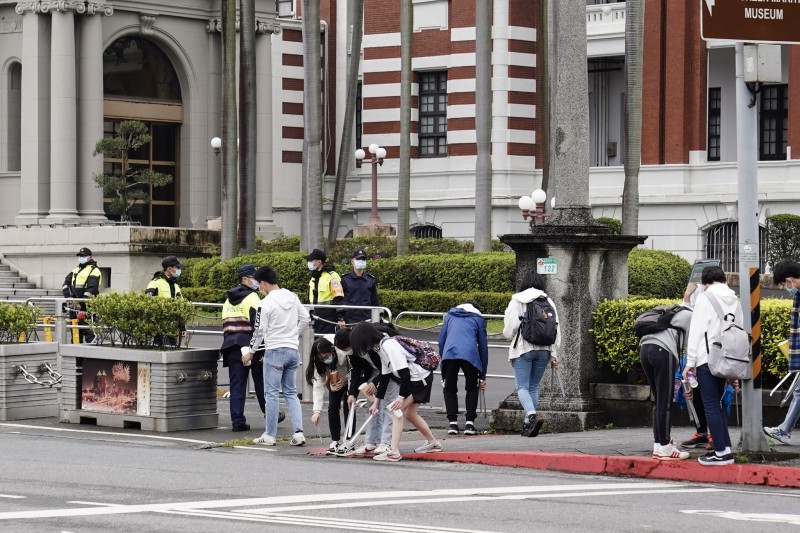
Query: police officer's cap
[[77, 247, 92, 257], [304, 249, 327, 262], [237, 264, 257, 279], [162, 256, 184, 269], [351, 249, 367, 260]]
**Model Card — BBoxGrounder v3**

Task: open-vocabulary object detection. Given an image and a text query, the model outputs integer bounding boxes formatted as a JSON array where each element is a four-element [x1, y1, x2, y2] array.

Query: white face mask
[[250, 280, 259, 290], [173, 269, 182, 278], [353, 259, 367, 270], [336, 347, 352, 358], [78, 256, 88, 265], [307, 261, 316, 271]]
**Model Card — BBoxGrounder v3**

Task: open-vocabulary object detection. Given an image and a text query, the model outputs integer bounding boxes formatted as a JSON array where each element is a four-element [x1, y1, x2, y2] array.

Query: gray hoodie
[[640, 307, 692, 362], [249, 288, 311, 351]]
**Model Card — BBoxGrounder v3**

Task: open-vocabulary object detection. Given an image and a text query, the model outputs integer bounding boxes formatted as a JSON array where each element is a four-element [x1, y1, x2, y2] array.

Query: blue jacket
[[341, 270, 380, 324], [438, 304, 489, 380]]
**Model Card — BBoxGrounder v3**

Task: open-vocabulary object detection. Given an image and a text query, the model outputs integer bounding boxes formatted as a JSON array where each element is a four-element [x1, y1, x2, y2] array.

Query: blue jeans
[[365, 379, 398, 446], [512, 350, 550, 414], [696, 363, 732, 452], [779, 381, 800, 435], [262, 347, 303, 438]]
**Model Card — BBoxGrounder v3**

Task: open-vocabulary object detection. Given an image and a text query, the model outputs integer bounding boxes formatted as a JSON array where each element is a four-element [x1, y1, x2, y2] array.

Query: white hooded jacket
[[686, 282, 743, 369], [502, 287, 561, 362], [249, 288, 311, 351]]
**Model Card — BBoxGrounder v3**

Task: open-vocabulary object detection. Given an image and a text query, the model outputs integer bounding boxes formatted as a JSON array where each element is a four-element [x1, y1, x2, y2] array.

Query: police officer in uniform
[[305, 249, 344, 334], [145, 256, 184, 299], [220, 265, 267, 432], [62, 247, 102, 343], [339, 248, 380, 326]]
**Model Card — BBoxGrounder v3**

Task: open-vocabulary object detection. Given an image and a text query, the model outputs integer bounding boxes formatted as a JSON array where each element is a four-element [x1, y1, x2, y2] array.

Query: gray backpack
[[704, 293, 752, 380]]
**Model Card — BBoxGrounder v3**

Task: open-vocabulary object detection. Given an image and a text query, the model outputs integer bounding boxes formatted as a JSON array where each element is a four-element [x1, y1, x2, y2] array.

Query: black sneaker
[[521, 413, 543, 437], [232, 424, 250, 432], [463, 422, 476, 436], [447, 423, 459, 435], [680, 432, 709, 449], [521, 414, 532, 436], [278, 411, 286, 423], [697, 451, 734, 466]]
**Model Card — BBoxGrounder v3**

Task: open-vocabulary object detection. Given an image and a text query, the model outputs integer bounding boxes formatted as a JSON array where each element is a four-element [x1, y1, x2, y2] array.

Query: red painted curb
[[402, 451, 800, 489]]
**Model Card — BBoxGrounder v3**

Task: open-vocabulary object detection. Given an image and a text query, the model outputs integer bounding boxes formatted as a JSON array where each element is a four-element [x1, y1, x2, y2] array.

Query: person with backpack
[[763, 259, 800, 445], [502, 272, 561, 437], [349, 322, 442, 462], [684, 266, 742, 466], [438, 301, 489, 436], [636, 303, 692, 460], [306, 335, 351, 455]]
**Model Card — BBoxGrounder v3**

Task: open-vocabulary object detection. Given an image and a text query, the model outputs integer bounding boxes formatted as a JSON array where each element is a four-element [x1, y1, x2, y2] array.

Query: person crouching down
[[349, 322, 442, 462], [306, 336, 351, 454]]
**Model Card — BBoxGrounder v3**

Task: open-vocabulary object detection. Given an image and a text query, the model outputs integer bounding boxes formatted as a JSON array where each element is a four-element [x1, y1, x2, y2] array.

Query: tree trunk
[[301, 0, 323, 252], [238, 0, 256, 253], [221, 0, 238, 260], [326, 0, 364, 251], [621, 0, 644, 236], [473, 0, 493, 252], [397, 0, 412, 256]]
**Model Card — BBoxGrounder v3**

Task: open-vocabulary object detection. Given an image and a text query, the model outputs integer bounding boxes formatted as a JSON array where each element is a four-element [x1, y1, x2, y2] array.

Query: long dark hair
[[305, 337, 334, 386], [349, 322, 384, 358]]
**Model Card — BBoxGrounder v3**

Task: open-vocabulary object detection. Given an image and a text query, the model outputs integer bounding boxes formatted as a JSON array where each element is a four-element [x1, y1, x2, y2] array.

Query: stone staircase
[[0, 264, 62, 315]]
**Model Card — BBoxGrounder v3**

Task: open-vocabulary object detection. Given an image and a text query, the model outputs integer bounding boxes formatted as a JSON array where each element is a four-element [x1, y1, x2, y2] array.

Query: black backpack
[[516, 296, 558, 346], [633, 305, 685, 338]]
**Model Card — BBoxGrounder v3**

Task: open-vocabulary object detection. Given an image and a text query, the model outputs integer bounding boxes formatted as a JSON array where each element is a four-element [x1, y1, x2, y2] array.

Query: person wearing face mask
[[338, 249, 380, 327], [62, 247, 102, 343], [304, 249, 344, 334], [305, 335, 351, 454], [764, 259, 800, 445], [220, 265, 267, 432], [145, 256, 184, 299], [145, 255, 185, 347]]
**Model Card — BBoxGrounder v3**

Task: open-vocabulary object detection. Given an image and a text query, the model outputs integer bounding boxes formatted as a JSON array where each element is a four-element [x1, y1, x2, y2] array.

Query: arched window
[[410, 224, 443, 239], [103, 37, 181, 101], [6, 62, 21, 171], [705, 222, 767, 272]]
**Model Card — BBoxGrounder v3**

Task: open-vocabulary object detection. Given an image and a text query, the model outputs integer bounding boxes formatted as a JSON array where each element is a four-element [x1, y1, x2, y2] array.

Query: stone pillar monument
[[77, 1, 114, 221], [495, 0, 646, 432]]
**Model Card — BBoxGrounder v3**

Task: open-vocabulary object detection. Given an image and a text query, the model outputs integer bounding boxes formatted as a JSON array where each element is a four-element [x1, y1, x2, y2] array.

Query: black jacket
[[341, 270, 380, 323]]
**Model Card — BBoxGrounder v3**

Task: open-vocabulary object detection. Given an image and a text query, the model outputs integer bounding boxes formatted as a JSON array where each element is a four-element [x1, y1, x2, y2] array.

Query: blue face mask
[[786, 287, 798, 295], [173, 269, 181, 278], [322, 355, 334, 365], [78, 256, 88, 265]]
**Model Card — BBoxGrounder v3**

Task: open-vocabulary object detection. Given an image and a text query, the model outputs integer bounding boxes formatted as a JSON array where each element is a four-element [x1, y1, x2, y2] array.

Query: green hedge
[[592, 297, 792, 379], [379, 290, 509, 317], [0, 302, 40, 343], [767, 214, 800, 270], [628, 248, 691, 299], [181, 287, 227, 304], [596, 217, 621, 235]]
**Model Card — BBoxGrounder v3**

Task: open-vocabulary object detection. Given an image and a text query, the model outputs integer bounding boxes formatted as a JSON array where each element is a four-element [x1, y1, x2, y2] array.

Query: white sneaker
[[354, 443, 377, 456], [763, 426, 792, 445], [373, 450, 402, 462], [413, 440, 443, 454], [254, 435, 276, 446], [653, 443, 689, 461], [326, 441, 339, 455], [290, 432, 306, 446], [374, 443, 390, 454]]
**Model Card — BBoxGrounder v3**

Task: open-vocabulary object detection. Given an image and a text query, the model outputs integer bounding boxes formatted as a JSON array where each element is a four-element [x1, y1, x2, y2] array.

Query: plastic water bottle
[[686, 371, 698, 388]]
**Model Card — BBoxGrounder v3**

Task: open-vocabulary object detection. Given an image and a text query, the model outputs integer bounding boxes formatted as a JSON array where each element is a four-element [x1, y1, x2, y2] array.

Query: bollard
[[43, 317, 53, 342], [371, 307, 380, 323], [300, 326, 313, 403], [71, 319, 80, 344]]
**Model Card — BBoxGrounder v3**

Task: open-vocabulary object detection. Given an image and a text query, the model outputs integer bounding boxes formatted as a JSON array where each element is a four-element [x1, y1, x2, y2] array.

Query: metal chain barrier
[[14, 363, 63, 388]]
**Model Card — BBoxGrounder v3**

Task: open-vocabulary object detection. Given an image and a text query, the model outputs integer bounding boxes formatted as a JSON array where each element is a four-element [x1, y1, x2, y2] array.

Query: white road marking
[[682, 510, 800, 526], [233, 445, 274, 452], [0, 423, 213, 445], [0, 482, 713, 521], [0, 495, 24, 500]]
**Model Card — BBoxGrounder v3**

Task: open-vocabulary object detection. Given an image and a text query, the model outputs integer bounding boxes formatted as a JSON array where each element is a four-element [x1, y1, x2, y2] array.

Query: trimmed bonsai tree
[[93, 120, 173, 222]]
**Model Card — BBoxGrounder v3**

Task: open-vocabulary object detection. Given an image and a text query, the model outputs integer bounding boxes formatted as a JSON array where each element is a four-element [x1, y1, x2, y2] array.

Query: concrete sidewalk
[[5, 397, 799, 490]]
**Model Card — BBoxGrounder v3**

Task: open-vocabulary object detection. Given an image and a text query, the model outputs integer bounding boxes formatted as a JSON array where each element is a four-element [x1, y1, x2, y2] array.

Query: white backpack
[[704, 293, 752, 380]]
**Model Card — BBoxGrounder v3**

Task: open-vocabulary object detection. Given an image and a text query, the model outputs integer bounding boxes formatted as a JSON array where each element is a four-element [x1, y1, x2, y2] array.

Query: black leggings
[[640, 344, 675, 446], [442, 359, 480, 423], [328, 385, 352, 441]]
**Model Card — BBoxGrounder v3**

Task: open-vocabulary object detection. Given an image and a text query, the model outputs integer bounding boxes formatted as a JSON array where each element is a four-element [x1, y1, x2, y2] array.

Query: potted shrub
[[0, 302, 59, 420], [58, 293, 219, 432]]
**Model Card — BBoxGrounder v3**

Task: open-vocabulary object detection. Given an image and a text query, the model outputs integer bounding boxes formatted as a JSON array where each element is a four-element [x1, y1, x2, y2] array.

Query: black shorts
[[409, 376, 434, 404]]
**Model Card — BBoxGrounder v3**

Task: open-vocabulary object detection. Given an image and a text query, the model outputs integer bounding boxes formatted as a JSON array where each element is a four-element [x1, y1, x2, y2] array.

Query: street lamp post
[[355, 143, 387, 226], [518, 188, 549, 225]]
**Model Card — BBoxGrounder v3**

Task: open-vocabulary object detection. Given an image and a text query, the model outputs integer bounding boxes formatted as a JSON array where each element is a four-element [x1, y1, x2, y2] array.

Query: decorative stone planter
[[0, 342, 59, 420], [58, 344, 218, 432]]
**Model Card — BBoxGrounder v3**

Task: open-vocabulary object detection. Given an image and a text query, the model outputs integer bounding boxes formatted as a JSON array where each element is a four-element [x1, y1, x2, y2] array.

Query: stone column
[[46, 0, 84, 223], [77, 1, 114, 221], [255, 19, 281, 238], [497, 0, 646, 433], [14, 2, 51, 225]]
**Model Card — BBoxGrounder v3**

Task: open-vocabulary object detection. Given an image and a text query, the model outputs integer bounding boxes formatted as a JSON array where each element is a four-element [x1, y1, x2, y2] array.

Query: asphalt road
[[1, 427, 799, 532]]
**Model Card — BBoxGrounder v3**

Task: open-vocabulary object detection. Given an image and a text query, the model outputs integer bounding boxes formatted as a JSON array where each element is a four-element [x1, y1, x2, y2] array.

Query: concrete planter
[[0, 342, 59, 420], [58, 344, 218, 432]]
